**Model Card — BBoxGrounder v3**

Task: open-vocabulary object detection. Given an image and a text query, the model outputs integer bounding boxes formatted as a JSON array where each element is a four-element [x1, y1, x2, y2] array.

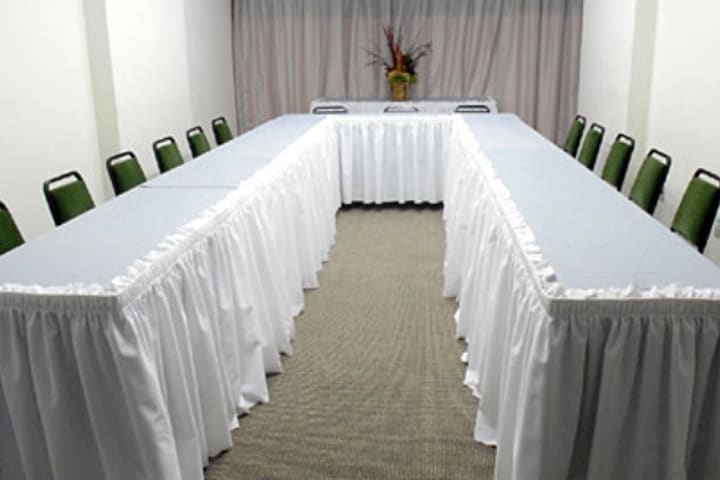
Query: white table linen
[[332, 116, 451, 204], [444, 115, 720, 480], [310, 96, 498, 114], [3, 111, 720, 480], [0, 119, 340, 480]]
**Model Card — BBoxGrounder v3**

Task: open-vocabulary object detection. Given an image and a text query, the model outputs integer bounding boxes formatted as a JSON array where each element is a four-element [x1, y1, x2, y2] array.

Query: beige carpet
[[205, 206, 495, 479]]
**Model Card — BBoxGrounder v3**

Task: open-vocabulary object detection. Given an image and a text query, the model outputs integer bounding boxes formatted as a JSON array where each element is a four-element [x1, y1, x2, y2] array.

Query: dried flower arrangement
[[364, 25, 432, 100]]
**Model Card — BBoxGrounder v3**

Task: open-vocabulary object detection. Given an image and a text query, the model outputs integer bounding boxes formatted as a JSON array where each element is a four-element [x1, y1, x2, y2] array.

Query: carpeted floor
[[205, 206, 495, 479]]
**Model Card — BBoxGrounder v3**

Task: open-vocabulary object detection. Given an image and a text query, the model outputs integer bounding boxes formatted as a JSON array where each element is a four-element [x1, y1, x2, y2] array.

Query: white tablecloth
[[3, 113, 720, 480], [444, 115, 720, 480], [0, 118, 340, 480], [310, 96, 498, 114], [332, 115, 451, 204]]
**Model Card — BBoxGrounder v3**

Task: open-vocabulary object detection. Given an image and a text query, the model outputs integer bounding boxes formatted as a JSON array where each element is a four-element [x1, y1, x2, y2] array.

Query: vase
[[390, 81, 409, 101]]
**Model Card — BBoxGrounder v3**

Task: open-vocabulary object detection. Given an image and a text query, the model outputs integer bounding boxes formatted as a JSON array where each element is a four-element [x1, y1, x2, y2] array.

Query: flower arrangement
[[365, 26, 432, 100]]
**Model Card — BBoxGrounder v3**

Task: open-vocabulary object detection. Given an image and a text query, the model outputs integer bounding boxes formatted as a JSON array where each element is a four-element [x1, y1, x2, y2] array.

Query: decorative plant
[[364, 25, 432, 86]]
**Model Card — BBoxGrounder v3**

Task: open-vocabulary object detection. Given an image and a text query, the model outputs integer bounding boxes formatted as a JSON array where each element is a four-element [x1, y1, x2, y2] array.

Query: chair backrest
[[601, 133, 635, 190], [384, 105, 419, 113], [0, 201, 24, 255], [106, 151, 147, 195], [153, 136, 184, 173], [628, 149, 672, 215], [454, 105, 491, 113], [577, 123, 605, 170], [43, 171, 95, 226], [211, 116, 234, 145], [671, 168, 720, 253], [311, 105, 348, 114], [563, 114, 586, 156], [186, 126, 212, 158]]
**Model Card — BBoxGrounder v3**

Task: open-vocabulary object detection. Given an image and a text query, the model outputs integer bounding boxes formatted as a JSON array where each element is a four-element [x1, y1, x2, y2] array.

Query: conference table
[[1, 112, 719, 480], [0, 115, 340, 480], [444, 116, 720, 479]]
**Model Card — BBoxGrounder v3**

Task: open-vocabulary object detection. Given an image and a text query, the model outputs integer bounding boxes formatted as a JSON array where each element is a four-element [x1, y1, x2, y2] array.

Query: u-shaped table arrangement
[[1, 113, 719, 480]]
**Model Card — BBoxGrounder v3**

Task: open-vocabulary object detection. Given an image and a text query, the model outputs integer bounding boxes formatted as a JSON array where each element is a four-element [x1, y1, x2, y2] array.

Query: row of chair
[[0, 116, 235, 256], [564, 114, 720, 253], [125, 116, 234, 192]]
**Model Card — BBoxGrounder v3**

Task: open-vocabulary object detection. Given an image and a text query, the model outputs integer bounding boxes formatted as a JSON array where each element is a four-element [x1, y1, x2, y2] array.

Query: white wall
[[625, 0, 659, 161], [576, 0, 659, 178], [184, 0, 237, 133], [577, 0, 637, 160], [0, 0, 105, 239], [105, 0, 196, 176], [644, 0, 720, 260], [0, 0, 236, 241], [101, 0, 236, 175], [578, 0, 720, 262]]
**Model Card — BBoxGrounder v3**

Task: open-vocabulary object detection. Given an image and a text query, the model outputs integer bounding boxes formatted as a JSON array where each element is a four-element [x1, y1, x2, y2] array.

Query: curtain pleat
[[232, 0, 582, 142]]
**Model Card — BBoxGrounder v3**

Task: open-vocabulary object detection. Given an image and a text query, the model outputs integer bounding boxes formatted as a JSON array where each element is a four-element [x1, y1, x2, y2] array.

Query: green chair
[[186, 126, 212, 158], [106, 151, 147, 195], [577, 123, 605, 170], [670, 168, 720, 253], [212, 116, 234, 145], [563, 114, 586, 156], [600, 133, 635, 190], [153, 136, 184, 173], [0, 201, 24, 255], [628, 149, 672, 215], [43, 171, 95, 226]]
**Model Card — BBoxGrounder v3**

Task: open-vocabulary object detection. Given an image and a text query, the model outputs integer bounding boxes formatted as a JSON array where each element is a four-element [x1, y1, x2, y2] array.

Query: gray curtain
[[232, 0, 582, 142]]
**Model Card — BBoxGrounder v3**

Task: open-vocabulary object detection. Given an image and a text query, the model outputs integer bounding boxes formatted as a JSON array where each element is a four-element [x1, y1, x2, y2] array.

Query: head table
[[310, 96, 498, 114], [1, 112, 719, 480]]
